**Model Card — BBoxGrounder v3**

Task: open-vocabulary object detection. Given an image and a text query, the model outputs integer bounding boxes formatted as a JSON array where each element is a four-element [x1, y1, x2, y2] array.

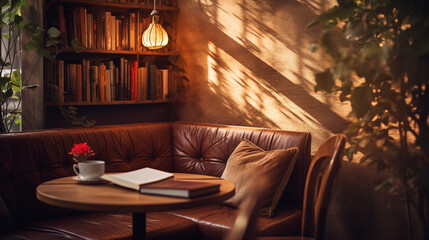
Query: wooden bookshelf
[[44, 0, 178, 127]]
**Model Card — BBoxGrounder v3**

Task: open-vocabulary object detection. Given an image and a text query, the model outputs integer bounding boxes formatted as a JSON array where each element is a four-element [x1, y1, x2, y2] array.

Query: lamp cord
[[151, 0, 158, 16]]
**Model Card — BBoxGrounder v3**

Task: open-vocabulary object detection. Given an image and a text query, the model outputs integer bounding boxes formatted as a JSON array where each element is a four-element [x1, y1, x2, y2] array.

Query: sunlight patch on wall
[[207, 41, 326, 132], [199, 0, 323, 92], [207, 41, 219, 91]]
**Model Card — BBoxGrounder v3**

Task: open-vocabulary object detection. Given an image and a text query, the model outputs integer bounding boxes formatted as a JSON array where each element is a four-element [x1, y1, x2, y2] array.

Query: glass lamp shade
[[142, 15, 169, 50]]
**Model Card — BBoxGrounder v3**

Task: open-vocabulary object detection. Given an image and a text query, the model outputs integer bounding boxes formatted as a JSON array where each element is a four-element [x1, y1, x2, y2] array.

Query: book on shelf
[[76, 64, 83, 102], [72, 10, 79, 44], [105, 69, 111, 101], [120, 58, 125, 100], [111, 15, 116, 51], [99, 63, 106, 102], [83, 8, 88, 48], [58, 60, 64, 103], [130, 61, 138, 100], [129, 13, 135, 51], [57, 5, 68, 47], [159, 69, 169, 99], [69, 64, 77, 102], [139, 179, 221, 198], [96, 15, 101, 49], [87, 13, 93, 49], [115, 66, 120, 100], [90, 66, 98, 102], [82, 60, 87, 102], [130, 62, 136, 100], [116, 18, 121, 50], [106, 61, 115, 101], [156, 70, 163, 100], [138, 62, 148, 100], [105, 12, 112, 50], [85, 60, 91, 102], [101, 167, 174, 191], [149, 64, 157, 100], [127, 60, 131, 100]]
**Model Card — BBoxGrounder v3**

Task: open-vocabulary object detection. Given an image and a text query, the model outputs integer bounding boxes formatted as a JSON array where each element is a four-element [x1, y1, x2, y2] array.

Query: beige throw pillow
[[221, 139, 299, 217]]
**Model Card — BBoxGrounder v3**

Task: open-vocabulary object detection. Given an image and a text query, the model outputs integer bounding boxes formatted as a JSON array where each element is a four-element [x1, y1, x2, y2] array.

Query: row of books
[[46, 58, 170, 103], [54, 6, 170, 52], [106, 0, 176, 6]]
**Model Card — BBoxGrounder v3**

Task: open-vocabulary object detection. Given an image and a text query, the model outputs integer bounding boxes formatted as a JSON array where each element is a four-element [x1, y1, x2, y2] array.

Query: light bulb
[[142, 15, 169, 50]]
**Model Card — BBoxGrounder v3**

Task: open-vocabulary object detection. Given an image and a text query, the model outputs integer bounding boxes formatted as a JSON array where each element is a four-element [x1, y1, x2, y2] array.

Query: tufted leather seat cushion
[[169, 204, 302, 240], [4, 212, 201, 240]]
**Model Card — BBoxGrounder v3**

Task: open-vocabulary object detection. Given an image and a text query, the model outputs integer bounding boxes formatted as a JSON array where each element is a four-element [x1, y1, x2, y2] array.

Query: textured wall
[[175, 0, 349, 154]]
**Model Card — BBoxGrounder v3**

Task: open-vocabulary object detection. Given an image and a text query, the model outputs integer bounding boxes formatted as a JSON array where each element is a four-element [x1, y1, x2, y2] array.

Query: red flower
[[69, 142, 95, 162]]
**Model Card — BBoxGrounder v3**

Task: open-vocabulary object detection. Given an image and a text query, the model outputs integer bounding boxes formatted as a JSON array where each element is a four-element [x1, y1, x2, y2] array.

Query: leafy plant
[[168, 51, 189, 96], [308, 0, 428, 239], [46, 85, 96, 127], [0, 0, 59, 133]]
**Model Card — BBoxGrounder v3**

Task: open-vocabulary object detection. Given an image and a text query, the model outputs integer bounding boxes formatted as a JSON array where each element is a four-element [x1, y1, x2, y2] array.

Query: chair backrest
[[301, 134, 346, 239]]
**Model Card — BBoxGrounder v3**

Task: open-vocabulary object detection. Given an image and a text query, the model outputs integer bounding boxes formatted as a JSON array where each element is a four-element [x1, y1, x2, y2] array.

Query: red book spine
[[99, 64, 106, 102], [133, 61, 138, 100]]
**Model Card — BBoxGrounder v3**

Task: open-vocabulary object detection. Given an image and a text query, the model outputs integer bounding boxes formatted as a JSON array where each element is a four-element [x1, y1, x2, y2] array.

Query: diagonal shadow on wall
[[204, 21, 350, 133]]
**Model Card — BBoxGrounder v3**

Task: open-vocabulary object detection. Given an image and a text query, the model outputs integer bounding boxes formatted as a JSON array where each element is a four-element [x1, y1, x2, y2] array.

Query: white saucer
[[73, 176, 106, 184]]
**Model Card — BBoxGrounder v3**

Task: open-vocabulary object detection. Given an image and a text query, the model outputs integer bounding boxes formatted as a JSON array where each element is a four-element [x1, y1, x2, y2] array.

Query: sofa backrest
[[0, 123, 173, 224], [171, 122, 312, 209]]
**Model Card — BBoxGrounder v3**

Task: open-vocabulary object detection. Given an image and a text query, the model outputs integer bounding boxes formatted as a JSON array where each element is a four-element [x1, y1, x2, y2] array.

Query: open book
[[102, 167, 220, 198], [101, 167, 174, 191]]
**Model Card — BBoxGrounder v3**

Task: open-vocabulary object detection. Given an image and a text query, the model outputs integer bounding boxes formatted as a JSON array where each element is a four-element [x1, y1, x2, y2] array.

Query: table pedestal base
[[133, 212, 146, 240]]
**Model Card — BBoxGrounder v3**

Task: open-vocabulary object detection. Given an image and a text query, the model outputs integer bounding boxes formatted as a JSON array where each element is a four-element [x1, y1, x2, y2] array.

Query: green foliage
[[71, 38, 84, 53], [168, 52, 190, 96], [60, 106, 96, 127], [309, 0, 429, 237], [0, 1, 59, 132], [46, 84, 95, 128]]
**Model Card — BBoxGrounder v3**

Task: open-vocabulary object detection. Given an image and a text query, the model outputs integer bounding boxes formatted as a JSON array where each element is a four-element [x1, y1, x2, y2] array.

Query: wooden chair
[[298, 134, 346, 240], [225, 134, 346, 240]]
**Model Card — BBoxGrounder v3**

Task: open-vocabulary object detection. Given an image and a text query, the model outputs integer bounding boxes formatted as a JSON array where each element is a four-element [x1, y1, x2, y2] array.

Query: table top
[[37, 172, 235, 212]]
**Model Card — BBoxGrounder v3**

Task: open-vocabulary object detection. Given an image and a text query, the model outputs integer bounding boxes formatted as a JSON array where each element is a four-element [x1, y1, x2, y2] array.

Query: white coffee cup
[[73, 160, 105, 180]]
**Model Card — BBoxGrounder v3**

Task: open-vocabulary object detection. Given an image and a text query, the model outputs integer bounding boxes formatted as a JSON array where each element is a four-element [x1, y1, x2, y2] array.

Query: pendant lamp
[[142, 0, 169, 50]]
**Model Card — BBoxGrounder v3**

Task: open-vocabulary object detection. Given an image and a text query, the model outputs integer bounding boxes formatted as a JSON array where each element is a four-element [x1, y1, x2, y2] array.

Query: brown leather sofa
[[0, 121, 311, 240]]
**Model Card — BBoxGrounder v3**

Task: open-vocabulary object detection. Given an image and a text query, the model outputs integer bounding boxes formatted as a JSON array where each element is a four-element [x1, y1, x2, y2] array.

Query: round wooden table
[[37, 173, 235, 240]]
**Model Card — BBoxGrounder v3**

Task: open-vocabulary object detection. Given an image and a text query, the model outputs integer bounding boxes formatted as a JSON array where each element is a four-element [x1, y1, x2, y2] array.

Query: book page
[[102, 167, 173, 190]]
